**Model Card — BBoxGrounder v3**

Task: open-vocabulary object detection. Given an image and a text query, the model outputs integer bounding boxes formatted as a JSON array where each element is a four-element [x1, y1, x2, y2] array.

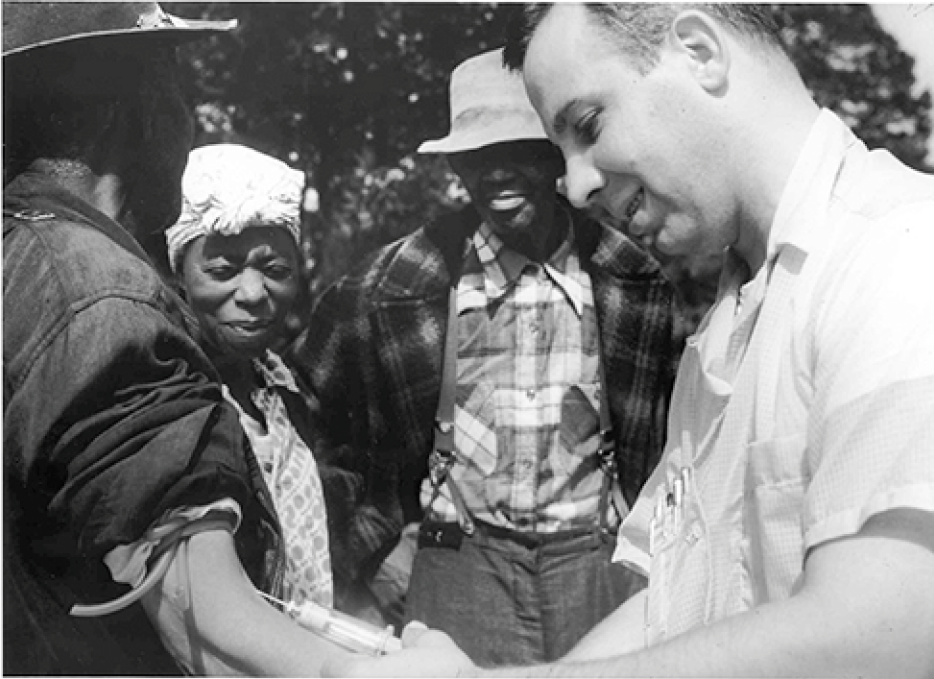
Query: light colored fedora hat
[[2, 2, 236, 58], [418, 47, 547, 154]]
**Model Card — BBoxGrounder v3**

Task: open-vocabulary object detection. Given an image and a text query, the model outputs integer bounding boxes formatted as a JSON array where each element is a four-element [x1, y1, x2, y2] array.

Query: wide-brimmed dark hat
[[2, 2, 236, 58]]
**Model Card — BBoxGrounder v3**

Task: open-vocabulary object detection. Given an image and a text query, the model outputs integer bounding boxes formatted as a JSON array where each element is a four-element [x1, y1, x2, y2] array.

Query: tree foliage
[[166, 3, 931, 328], [777, 4, 931, 171]]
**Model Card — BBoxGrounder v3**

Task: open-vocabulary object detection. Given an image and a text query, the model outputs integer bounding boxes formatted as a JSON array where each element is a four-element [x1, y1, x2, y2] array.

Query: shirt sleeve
[[804, 204, 934, 550], [5, 295, 268, 594], [104, 499, 243, 588]]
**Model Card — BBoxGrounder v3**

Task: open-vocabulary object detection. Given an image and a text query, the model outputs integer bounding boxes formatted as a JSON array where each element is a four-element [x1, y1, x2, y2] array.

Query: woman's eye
[[574, 110, 601, 145], [264, 263, 294, 281], [205, 264, 237, 281]]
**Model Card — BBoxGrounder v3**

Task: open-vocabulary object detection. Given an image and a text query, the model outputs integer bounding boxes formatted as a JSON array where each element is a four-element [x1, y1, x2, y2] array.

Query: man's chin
[[487, 207, 539, 237]]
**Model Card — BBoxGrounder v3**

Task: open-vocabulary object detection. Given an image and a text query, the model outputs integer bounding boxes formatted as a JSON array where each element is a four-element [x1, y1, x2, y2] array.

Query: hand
[[321, 621, 479, 678]]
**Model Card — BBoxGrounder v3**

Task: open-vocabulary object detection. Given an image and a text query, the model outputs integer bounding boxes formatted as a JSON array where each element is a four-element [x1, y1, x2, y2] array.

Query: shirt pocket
[[645, 477, 713, 645], [454, 381, 498, 475], [737, 434, 808, 607]]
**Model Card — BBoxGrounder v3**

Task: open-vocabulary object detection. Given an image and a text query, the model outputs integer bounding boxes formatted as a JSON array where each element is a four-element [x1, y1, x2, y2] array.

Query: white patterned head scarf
[[165, 144, 305, 272]]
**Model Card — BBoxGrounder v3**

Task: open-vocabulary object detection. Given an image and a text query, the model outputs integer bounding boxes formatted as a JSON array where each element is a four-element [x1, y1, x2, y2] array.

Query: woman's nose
[[563, 155, 604, 209], [234, 269, 267, 305]]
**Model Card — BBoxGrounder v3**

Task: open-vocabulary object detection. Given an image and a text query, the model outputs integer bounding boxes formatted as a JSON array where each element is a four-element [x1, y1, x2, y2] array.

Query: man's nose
[[481, 167, 516, 184], [563, 155, 603, 209], [234, 269, 267, 305]]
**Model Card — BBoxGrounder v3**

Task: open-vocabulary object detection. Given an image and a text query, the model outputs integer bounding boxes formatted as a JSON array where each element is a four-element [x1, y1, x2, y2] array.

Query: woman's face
[[180, 227, 301, 357]]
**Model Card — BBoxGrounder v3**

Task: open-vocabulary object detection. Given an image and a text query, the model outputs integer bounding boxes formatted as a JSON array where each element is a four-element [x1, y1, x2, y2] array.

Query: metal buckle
[[598, 429, 617, 473], [435, 420, 453, 435], [428, 449, 455, 485]]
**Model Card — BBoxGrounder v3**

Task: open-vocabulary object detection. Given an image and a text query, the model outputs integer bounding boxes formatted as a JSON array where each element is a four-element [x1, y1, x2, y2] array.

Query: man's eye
[[574, 110, 601, 145]]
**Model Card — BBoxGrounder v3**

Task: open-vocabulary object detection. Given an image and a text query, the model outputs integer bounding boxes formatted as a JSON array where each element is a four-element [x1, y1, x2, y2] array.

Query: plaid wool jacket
[[292, 200, 682, 588]]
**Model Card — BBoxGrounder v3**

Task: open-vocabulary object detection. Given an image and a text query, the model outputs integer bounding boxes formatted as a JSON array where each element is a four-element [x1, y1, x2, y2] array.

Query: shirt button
[[526, 389, 536, 401]]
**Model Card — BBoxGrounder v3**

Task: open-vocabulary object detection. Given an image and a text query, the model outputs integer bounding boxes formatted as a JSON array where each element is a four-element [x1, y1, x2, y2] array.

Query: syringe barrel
[[295, 602, 401, 656]]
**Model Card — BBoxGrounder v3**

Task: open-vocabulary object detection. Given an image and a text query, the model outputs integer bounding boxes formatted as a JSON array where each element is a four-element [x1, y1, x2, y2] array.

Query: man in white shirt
[[326, 4, 934, 677]]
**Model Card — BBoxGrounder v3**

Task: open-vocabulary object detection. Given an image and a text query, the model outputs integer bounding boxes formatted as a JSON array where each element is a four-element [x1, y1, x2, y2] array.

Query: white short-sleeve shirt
[[614, 109, 934, 645]]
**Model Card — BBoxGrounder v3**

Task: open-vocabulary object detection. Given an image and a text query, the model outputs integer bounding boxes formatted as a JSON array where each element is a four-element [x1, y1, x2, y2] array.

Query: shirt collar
[[4, 172, 153, 264], [713, 110, 856, 322], [252, 350, 299, 393], [469, 210, 587, 316], [767, 108, 858, 262]]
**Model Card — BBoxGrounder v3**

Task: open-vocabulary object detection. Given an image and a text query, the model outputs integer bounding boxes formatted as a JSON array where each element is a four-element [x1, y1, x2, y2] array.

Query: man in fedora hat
[[294, 47, 681, 666], [3, 3, 351, 674]]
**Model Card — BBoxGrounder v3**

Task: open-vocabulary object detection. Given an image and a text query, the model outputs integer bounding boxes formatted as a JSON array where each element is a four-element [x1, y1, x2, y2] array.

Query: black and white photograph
[[4, 2, 934, 676]]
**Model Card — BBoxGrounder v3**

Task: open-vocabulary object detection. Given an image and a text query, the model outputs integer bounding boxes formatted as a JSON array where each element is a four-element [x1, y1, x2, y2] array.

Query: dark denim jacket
[[3, 174, 281, 675]]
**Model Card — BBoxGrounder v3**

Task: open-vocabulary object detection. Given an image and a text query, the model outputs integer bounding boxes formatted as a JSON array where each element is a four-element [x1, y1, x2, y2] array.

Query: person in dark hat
[[292, 48, 681, 667], [3, 3, 351, 675]]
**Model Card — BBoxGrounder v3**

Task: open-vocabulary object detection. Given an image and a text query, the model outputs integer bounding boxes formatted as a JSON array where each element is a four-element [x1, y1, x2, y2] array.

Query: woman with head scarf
[[165, 143, 332, 611]]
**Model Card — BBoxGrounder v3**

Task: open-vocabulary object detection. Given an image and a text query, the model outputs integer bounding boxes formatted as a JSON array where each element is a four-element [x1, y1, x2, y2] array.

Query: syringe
[[259, 591, 403, 656]]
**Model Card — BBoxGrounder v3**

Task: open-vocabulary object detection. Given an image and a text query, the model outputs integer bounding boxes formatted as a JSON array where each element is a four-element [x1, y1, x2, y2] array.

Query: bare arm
[[559, 589, 646, 662], [142, 529, 352, 676]]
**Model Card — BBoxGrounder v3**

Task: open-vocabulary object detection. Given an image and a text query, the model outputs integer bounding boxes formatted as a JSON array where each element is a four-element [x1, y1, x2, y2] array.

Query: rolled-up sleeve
[[5, 295, 266, 594]]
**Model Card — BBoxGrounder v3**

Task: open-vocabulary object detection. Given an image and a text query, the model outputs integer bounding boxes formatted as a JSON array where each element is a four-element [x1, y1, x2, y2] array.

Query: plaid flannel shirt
[[293, 200, 681, 583], [421, 221, 612, 532]]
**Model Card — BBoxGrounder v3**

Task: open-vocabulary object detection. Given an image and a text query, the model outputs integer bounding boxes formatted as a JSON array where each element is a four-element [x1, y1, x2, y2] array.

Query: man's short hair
[[503, 3, 785, 74]]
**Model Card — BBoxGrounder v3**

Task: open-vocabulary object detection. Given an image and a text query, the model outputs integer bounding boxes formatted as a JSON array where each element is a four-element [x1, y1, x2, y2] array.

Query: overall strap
[[427, 283, 476, 535], [434, 284, 459, 458], [596, 349, 628, 535]]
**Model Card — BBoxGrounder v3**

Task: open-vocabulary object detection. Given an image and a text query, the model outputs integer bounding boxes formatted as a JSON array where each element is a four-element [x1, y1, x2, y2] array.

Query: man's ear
[[669, 10, 730, 94]]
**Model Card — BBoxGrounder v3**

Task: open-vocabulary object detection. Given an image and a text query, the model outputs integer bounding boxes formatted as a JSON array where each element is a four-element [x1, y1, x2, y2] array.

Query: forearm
[[487, 597, 859, 678], [487, 597, 921, 678], [143, 529, 350, 676], [559, 589, 646, 662]]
